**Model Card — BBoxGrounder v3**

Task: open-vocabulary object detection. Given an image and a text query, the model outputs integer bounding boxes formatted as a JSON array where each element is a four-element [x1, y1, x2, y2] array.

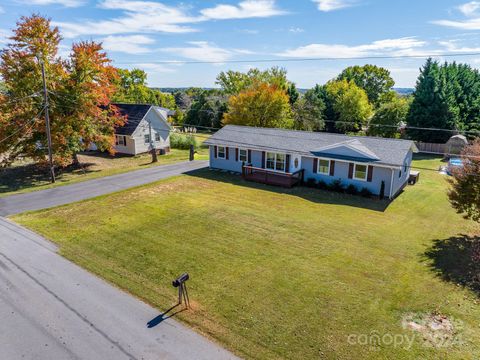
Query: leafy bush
[[170, 132, 198, 150], [329, 179, 344, 193], [306, 178, 317, 188], [345, 184, 358, 195], [316, 180, 328, 190], [360, 187, 373, 198]]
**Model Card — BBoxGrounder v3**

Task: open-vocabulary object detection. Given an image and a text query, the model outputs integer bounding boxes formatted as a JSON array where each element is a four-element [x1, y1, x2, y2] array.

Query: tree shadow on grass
[[184, 168, 391, 212], [0, 161, 98, 194], [424, 235, 480, 295]]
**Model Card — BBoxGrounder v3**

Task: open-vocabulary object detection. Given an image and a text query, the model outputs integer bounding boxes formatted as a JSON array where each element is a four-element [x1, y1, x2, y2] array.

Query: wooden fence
[[414, 142, 447, 155]]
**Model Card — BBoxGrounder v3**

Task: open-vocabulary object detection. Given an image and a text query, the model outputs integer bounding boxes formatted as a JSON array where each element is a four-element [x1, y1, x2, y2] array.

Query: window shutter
[[348, 163, 354, 179], [226, 147, 229, 160], [261, 151, 266, 168], [285, 154, 290, 173], [235, 148, 239, 162], [313, 158, 318, 173], [367, 166, 373, 182], [248, 149, 252, 163], [214, 146, 217, 158], [329, 160, 335, 176]]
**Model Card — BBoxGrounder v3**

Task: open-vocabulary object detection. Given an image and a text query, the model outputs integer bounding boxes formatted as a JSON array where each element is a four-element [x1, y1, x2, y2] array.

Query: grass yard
[[13, 156, 480, 359], [0, 145, 208, 197]]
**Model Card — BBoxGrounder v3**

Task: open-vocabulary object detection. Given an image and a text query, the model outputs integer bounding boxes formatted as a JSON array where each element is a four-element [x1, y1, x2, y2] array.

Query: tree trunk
[[151, 149, 158, 163]]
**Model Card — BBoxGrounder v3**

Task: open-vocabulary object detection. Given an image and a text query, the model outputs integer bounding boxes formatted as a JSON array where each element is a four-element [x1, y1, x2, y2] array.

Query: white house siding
[[390, 149, 413, 197], [302, 156, 394, 197], [129, 108, 170, 155], [113, 136, 137, 155]]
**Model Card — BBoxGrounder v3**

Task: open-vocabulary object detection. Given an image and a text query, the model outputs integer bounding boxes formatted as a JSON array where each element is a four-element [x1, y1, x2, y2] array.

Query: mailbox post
[[172, 273, 190, 308]]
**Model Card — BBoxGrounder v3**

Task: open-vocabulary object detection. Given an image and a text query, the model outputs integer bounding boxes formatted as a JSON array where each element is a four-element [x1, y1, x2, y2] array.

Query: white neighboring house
[[112, 103, 173, 155]]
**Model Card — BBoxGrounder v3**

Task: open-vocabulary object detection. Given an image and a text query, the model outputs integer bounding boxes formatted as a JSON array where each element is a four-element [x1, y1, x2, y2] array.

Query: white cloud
[[312, 0, 356, 12], [0, 29, 10, 44], [101, 35, 155, 54], [458, 1, 480, 16], [289, 27, 304, 33], [162, 41, 234, 63], [438, 39, 480, 52], [200, 0, 286, 20], [133, 63, 177, 73], [26, 0, 85, 7], [433, 2, 480, 29], [55, 0, 200, 37], [161, 41, 253, 63], [277, 37, 427, 58], [54, 0, 286, 38]]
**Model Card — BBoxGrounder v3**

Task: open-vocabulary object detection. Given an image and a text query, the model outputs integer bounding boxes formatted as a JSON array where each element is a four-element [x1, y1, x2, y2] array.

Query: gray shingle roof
[[204, 125, 417, 167], [113, 104, 152, 136]]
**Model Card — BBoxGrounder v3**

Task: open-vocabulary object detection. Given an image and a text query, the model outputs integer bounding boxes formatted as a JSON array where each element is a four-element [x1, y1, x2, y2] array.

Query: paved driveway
[[0, 217, 237, 360], [0, 160, 208, 216]]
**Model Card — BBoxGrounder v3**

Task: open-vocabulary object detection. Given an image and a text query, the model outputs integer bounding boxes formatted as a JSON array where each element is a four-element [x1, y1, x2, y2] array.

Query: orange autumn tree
[[223, 81, 293, 128], [0, 15, 123, 167]]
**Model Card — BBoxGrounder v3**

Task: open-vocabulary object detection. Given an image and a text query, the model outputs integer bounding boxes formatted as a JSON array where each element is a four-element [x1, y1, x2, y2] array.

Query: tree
[[324, 79, 373, 133], [448, 139, 480, 222], [406, 59, 480, 143], [184, 90, 227, 129], [337, 65, 395, 107], [293, 87, 325, 131], [223, 82, 293, 128], [287, 83, 300, 106], [368, 95, 410, 138], [216, 67, 291, 96], [0, 15, 123, 167]]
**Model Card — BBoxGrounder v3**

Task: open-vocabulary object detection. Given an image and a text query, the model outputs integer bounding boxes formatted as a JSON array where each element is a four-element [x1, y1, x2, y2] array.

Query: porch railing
[[241, 164, 304, 188]]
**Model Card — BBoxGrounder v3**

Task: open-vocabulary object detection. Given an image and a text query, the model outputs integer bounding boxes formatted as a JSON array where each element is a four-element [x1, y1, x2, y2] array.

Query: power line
[[0, 92, 43, 107], [0, 106, 45, 145], [112, 51, 480, 65]]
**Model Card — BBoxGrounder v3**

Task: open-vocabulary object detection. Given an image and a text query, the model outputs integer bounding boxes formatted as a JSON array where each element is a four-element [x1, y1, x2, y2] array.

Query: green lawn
[[13, 156, 480, 359], [0, 146, 208, 197]]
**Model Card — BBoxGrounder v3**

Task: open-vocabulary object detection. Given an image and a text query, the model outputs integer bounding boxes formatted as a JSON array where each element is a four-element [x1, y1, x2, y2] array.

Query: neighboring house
[[204, 125, 418, 199], [112, 103, 173, 155]]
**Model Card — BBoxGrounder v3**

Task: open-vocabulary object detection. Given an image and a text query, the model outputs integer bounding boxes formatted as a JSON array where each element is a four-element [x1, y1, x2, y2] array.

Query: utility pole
[[148, 119, 158, 163], [39, 57, 55, 183]]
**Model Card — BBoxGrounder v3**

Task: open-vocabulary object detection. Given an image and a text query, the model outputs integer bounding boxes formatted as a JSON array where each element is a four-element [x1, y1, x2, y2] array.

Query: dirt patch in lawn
[[402, 312, 464, 348]]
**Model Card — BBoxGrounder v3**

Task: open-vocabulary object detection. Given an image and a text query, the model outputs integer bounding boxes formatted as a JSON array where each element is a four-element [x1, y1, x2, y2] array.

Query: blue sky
[[2, 0, 480, 88]]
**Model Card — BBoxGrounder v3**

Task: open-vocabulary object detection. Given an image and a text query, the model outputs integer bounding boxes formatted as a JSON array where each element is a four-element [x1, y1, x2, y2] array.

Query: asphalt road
[[0, 160, 208, 216], [0, 217, 238, 360]]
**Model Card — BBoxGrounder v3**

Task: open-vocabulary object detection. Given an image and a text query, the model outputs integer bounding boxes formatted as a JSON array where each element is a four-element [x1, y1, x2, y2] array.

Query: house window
[[115, 135, 126, 146], [239, 149, 247, 162], [155, 133, 160, 142], [217, 146, 226, 159], [354, 164, 368, 181], [318, 159, 330, 175], [144, 134, 151, 144], [266, 152, 286, 172]]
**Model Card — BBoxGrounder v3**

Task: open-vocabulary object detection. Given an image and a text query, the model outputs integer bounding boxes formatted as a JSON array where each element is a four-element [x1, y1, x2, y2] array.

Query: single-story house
[[111, 103, 173, 155], [204, 125, 418, 199]]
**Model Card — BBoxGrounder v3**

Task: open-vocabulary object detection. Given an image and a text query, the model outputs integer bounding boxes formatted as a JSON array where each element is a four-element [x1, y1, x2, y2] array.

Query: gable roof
[[204, 125, 417, 167], [113, 103, 152, 136]]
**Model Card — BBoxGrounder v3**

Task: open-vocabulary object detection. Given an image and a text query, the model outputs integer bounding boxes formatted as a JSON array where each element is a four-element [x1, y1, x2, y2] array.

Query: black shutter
[[261, 151, 266, 168], [313, 158, 318, 173], [225, 147, 229, 160], [348, 163, 354, 179], [247, 149, 252, 163], [367, 166, 373, 182], [214, 146, 217, 158], [235, 148, 239, 162], [329, 160, 335, 176], [285, 154, 290, 173]]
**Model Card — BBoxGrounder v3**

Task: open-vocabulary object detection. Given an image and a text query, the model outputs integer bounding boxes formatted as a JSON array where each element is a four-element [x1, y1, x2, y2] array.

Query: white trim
[[317, 158, 331, 175], [353, 163, 368, 182], [217, 145, 226, 159], [312, 140, 380, 161], [265, 151, 287, 173], [389, 168, 394, 199], [238, 148, 248, 162]]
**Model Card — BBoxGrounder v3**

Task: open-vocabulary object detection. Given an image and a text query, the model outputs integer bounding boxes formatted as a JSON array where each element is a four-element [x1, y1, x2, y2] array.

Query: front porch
[[242, 165, 304, 188]]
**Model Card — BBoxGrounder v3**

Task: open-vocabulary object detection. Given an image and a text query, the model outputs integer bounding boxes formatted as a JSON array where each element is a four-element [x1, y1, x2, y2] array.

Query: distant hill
[[155, 87, 415, 96], [393, 88, 414, 96]]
